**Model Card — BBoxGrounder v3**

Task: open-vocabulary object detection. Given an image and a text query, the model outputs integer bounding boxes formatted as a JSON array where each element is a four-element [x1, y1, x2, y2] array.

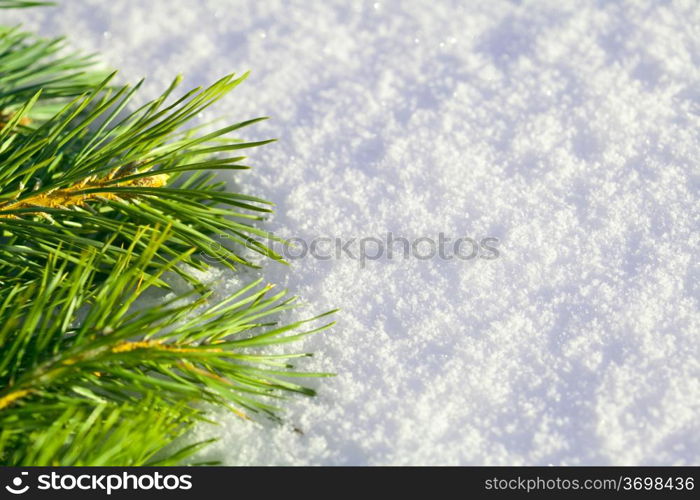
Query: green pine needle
[[0, 24, 106, 118], [1, 397, 200, 466], [0, 229, 335, 465], [0, 1, 54, 9], [0, 7, 336, 466], [0, 70, 287, 287]]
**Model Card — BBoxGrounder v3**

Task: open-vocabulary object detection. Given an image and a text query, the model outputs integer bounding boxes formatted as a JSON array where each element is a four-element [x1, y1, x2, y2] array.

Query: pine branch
[[0, 5, 335, 466], [0, 229, 335, 465], [0, 24, 106, 121], [0, 72, 286, 288], [0, 397, 203, 466]]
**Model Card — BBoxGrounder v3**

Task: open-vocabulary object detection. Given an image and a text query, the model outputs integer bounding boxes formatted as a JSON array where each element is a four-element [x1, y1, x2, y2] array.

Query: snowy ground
[[5, 0, 699, 465]]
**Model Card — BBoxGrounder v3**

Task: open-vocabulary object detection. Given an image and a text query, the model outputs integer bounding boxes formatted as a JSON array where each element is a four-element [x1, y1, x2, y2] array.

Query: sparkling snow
[[5, 0, 699, 465]]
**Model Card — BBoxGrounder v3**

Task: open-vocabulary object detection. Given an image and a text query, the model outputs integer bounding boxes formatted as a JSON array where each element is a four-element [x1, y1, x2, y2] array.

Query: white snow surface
[[5, 0, 699, 465]]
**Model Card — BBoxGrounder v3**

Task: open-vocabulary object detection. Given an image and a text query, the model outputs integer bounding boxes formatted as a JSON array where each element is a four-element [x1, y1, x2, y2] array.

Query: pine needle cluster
[[0, 1, 334, 465]]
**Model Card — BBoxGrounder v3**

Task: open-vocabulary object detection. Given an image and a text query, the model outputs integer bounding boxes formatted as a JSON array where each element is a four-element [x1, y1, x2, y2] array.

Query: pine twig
[[0, 229, 336, 465]]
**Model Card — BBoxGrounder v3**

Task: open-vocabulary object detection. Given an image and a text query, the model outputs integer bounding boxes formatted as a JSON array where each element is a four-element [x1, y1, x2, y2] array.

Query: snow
[[5, 0, 699, 465]]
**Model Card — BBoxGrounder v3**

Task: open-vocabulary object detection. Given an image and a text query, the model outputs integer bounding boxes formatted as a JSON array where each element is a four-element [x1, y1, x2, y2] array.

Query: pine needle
[[0, 4, 335, 466], [0, 230, 334, 465]]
